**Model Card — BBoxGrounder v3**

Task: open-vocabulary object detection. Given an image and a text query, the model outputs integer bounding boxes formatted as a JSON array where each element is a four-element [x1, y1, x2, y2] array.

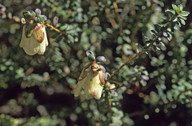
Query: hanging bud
[[29, 20, 33, 24], [97, 56, 106, 62], [35, 8, 41, 15], [99, 65, 106, 73], [99, 65, 107, 80], [86, 50, 95, 61], [21, 18, 26, 24], [53, 16, 59, 26], [109, 84, 116, 90]]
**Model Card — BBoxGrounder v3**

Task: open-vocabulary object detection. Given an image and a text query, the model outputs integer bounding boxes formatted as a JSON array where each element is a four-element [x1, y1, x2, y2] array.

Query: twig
[[0, 4, 65, 35], [108, 85, 125, 90], [108, 98, 112, 114], [128, 110, 145, 117], [107, 38, 156, 82], [105, 8, 117, 29], [44, 1, 60, 13], [0, 9, 65, 36], [0, 10, 6, 16], [113, 2, 123, 36], [45, 23, 66, 35], [0, 10, 20, 23], [107, 50, 145, 81], [108, 80, 124, 84]]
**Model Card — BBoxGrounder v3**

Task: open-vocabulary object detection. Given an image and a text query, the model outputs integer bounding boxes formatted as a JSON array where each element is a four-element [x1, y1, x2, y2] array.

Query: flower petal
[[88, 72, 103, 99], [74, 80, 84, 97], [20, 25, 48, 55]]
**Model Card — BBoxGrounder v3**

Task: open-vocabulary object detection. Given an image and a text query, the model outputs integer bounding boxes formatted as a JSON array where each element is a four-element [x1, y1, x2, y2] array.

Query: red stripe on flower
[[99, 71, 105, 85], [40, 32, 45, 42], [32, 15, 35, 20], [92, 90, 96, 96], [34, 23, 41, 31]]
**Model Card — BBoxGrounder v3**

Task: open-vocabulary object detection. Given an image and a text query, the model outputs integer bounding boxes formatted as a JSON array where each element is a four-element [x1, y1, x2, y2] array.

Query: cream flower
[[20, 24, 48, 56], [74, 63, 105, 100]]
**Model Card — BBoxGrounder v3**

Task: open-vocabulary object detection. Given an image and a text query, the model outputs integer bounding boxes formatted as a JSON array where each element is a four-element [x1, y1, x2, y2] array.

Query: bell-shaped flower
[[74, 62, 105, 100], [20, 23, 48, 55]]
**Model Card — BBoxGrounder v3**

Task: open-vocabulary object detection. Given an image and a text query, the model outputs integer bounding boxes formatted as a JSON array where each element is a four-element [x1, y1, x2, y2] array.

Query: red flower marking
[[85, 67, 91, 71], [92, 90, 96, 96], [99, 71, 105, 85], [40, 32, 45, 42], [32, 15, 35, 20], [92, 60, 96, 65], [34, 23, 41, 31]]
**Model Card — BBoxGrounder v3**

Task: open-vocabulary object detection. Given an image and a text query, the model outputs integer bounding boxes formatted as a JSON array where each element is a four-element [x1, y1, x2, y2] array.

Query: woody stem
[[107, 50, 145, 81]]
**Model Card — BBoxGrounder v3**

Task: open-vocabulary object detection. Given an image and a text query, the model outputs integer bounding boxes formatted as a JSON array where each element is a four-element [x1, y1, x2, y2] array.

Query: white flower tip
[[74, 89, 80, 97], [92, 89, 103, 100], [94, 93, 102, 100], [92, 90, 96, 96]]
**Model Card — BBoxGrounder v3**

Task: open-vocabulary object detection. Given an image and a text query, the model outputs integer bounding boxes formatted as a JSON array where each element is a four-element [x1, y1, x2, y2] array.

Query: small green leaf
[[178, 15, 187, 20], [159, 42, 165, 47], [86, 50, 95, 61], [123, 36, 131, 43], [23, 12, 32, 20], [34, 17, 40, 23], [38, 15, 47, 22], [165, 9, 175, 15], [180, 11, 190, 17], [117, 36, 123, 44], [178, 5, 183, 12], [68, 35, 74, 43], [179, 18, 185, 25], [151, 30, 158, 35], [172, 4, 178, 11], [31, 11, 36, 16], [88, 55, 95, 61], [60, 25, 68, 30], [173, 17, 178, 22], [167, 32, 172, 40]]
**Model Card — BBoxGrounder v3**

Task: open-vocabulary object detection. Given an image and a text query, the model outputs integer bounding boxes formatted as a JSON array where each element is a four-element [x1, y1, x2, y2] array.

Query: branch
[[45, 23, 66, 35], [0, 10, 20, 23], [108, 80, 124, 85], [128, 110, 145, 117], [113, 2, 123, 36], [107, 50, 145, 81], [106, 4, 190, 82], [0, 8, 64, 36]]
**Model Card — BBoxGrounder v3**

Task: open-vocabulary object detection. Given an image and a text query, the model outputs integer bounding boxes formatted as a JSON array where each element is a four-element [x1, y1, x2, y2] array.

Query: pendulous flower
[[20, 23, 48, 55], [74, 61, 105, 100], [19, 9, 48, 56]]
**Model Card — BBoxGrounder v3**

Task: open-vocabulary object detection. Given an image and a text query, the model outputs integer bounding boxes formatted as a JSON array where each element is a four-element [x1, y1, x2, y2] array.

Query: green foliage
[[0, 0, 191, 125], [0, 114, 66, 126]]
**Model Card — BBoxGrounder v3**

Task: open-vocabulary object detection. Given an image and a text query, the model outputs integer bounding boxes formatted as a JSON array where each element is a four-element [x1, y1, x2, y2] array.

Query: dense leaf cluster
[[0, 0, 191, 125]]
